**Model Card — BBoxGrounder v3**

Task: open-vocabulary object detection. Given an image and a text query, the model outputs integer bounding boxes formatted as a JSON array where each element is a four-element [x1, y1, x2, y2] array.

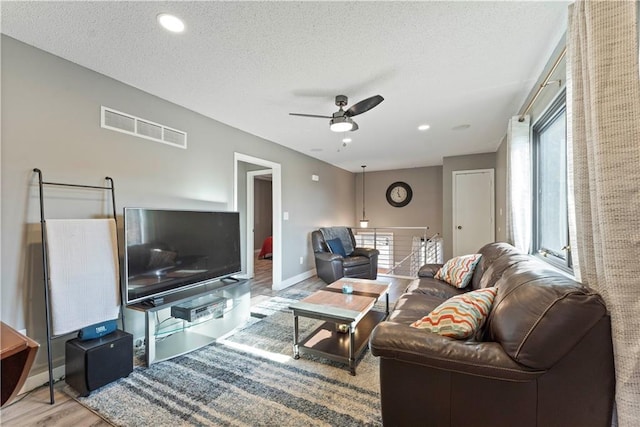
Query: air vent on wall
[[101, 106, 187, 149]]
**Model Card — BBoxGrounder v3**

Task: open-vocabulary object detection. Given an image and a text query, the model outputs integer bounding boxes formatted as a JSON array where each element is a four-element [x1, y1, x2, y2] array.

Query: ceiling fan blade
[[345, 95, 384, 117], [289, 113, 332, 119]]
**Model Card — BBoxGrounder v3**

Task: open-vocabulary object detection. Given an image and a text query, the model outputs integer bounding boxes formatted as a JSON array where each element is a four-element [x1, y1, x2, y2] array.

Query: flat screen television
[[123, 208, 241, 305]]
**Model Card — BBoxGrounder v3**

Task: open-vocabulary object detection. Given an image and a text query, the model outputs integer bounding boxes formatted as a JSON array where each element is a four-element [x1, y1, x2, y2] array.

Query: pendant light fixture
[[360, 165, 369, 228]]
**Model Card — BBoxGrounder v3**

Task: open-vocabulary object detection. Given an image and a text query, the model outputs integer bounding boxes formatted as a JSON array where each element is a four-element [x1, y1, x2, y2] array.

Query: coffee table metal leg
[[349, 323, 356, 375], [385, 293, 389, 318], [293, 314, 300, 359]]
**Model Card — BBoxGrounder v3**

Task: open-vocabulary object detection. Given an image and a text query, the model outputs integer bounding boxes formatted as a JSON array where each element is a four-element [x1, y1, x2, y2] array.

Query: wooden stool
[[1, 322, 39, 407]]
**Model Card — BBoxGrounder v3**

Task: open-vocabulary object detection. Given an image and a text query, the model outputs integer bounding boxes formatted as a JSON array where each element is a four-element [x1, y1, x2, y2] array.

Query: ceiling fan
[[289, 94, 384, 132]]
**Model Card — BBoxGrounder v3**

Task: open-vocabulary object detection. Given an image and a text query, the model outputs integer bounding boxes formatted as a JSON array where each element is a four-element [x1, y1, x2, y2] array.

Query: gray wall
[[1, 36, 355, 373], [442, 153, 497, 260], [495, 136, 508, 242], [493, 35, 567, 248], [355, 166, 442, 233]]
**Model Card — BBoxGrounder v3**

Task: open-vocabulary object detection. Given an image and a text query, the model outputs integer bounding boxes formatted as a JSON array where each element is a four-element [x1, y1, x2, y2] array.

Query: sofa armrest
[[352, 247, 379, 259], [314, 252, 343, 262], [369, 322, 544, 382], [417, 263, 443, 278]]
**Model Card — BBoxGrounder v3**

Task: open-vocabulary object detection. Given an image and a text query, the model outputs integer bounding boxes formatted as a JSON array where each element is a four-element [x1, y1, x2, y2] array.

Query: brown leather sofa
[[311, 228, 379, 284], [369, 242, 615, 427]]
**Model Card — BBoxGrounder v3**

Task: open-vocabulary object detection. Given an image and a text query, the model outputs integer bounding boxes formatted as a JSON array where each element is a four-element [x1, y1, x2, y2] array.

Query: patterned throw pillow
[[434, 254, 482, 288], [410, 287, 497, 339]]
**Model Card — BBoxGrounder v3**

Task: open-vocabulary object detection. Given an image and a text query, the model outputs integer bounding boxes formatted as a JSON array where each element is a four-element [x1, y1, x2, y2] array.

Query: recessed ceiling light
[[418, 124, 430, 131], [342, 138, 352, 143], [452, 124, 471, 131], [157, 13, 185, 33]]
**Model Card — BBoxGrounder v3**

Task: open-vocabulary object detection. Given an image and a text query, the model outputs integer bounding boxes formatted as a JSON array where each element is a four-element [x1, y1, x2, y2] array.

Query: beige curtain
[[567, 1, 640, 426], [505, 115, 531, 253]]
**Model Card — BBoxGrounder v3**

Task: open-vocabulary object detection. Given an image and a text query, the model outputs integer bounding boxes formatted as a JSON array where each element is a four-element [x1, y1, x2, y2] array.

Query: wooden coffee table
[[289, 279, 389, 375], [324, 277, 391, 317]]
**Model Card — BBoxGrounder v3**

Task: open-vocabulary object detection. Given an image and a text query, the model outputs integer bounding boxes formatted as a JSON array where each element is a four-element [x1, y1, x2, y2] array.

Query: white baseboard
[[273, 268, 316, 291], [21, 365, 66, 395]]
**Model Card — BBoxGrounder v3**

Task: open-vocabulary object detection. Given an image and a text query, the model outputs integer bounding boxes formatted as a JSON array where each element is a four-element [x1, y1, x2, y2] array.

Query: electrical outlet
[[299, 256, 303, 265]]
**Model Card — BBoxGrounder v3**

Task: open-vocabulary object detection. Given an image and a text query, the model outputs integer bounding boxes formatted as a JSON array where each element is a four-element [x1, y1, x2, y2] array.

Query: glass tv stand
[[127, 279, 250, 366]]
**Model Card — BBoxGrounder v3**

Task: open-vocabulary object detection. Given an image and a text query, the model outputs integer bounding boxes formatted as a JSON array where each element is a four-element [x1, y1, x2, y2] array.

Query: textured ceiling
[[1, 1, 568, 172]]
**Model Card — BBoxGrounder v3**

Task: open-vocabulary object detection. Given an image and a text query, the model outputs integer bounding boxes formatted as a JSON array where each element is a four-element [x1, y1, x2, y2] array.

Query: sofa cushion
[[488, 266, 608, 369], [325, 238, 347, 257], [470, 242, 523, 290], [388, 293, 444, 325], [410, 287, 497, 339], [434, 254, 482, 288], [417, 264, 443, 278], [341, 255, 371, 267], [404, 277, 466, 300], [478, 253, 531, 289]]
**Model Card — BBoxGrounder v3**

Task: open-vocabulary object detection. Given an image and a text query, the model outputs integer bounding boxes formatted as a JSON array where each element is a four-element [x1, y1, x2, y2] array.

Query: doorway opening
[[248, 169, 273, 291], [233, 153, 282, 289]]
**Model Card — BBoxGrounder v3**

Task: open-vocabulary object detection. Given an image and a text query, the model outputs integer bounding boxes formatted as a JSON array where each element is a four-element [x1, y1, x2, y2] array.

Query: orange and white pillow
[[410, 287, 497, 339], [434, 254, 482, 288]]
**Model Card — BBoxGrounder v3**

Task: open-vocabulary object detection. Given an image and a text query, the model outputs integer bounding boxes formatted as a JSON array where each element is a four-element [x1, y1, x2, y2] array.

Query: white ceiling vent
[[101, 106, 187, 149]]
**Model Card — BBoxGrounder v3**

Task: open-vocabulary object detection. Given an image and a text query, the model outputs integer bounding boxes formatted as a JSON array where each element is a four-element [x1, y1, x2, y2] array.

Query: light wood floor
[[1, 258, 410, 426]]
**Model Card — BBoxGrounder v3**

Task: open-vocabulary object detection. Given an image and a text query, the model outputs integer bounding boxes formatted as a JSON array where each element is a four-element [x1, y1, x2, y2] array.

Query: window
[[532, 90, 572, 271]]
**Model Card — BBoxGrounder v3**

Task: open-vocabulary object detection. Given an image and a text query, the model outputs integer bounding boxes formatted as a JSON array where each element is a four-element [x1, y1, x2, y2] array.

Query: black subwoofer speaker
[[65, 329, 133, 396]]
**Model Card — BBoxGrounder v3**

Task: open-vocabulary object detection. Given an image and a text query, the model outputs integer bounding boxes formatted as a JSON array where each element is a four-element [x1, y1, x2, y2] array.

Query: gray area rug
[[71, 290, 382, 426]]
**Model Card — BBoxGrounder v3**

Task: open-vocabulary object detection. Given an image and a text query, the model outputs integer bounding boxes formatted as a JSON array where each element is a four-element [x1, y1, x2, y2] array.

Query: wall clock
[[386, 181, 413, 207]]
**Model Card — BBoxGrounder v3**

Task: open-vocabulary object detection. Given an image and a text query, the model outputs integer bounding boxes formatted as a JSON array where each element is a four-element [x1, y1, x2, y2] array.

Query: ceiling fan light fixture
[[290, 94, 380, 133], [157, 13, 185, 33], [330, 116, 354, 132]]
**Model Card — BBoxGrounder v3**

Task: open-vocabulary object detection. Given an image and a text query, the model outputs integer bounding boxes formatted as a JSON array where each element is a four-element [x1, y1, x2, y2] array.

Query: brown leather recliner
[[311, 228, 379, 284], [369, 242, 615, 427]]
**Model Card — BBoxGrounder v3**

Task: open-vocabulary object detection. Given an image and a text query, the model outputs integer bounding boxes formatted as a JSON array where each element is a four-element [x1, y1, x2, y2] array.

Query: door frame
[[452, 168, 495, 257], [234, 153, 282, 288]]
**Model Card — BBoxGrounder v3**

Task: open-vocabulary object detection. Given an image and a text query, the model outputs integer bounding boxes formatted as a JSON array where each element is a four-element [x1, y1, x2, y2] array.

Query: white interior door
[[453, 169, 495, 257]]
